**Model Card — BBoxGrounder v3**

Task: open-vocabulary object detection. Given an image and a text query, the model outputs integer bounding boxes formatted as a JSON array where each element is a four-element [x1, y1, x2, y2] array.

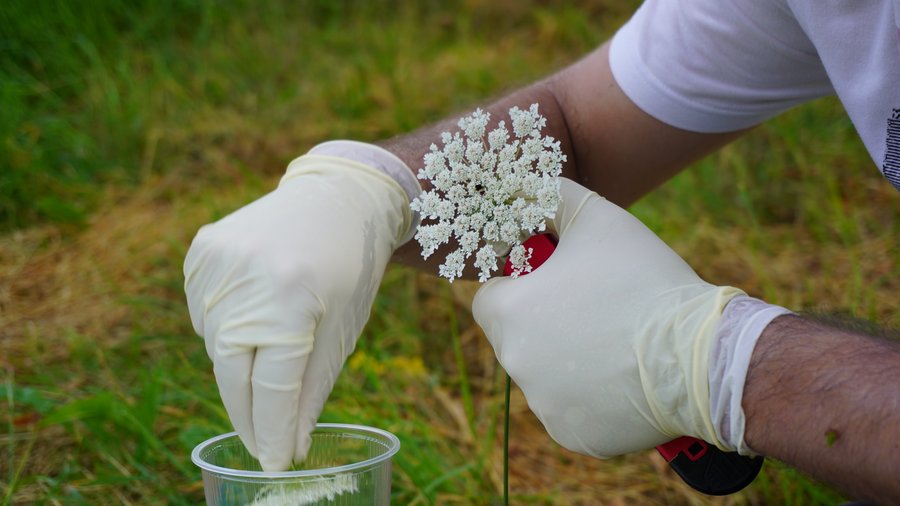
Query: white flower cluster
[[410, 104, 565, 282]]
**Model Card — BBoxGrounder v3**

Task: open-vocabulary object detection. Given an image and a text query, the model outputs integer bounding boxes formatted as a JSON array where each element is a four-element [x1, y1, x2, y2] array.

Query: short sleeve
[[609, 0, 835, 133]]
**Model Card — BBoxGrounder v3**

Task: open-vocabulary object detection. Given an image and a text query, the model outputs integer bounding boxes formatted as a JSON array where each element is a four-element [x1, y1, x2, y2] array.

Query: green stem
[[504, 373, 511, 506], [445, 285, 475, 436]]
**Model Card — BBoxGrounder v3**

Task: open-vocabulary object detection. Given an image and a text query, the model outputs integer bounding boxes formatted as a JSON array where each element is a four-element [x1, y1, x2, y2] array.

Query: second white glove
[[473, 178, 743, 458]]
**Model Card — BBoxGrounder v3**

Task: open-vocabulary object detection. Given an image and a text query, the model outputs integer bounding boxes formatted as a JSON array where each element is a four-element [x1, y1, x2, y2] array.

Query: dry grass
[[2, 1, 898, 504]]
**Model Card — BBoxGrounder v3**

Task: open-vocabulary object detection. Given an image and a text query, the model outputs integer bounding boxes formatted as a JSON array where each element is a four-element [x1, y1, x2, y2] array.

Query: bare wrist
[[707, 295, 791, 454], [742, 315, 900, 503]]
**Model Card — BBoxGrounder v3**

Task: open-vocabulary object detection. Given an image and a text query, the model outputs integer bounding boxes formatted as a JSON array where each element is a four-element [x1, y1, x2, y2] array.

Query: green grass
[[2, 0, 897, 504]]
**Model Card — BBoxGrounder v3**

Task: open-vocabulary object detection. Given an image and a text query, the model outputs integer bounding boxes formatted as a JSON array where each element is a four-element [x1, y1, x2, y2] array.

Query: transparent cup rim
[[191, 423, 401, 479]]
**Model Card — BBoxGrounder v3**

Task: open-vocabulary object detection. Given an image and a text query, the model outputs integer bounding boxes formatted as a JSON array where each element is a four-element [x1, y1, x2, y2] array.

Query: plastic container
[[192, 423, 400, 505]]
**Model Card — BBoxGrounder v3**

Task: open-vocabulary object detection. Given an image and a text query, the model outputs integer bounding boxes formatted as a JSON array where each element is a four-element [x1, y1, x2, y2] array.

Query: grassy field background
[[2, 0, 898, 504]]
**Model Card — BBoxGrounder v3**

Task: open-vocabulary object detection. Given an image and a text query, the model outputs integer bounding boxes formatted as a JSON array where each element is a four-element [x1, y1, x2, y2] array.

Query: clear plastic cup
[[192, 423, 400, 505]]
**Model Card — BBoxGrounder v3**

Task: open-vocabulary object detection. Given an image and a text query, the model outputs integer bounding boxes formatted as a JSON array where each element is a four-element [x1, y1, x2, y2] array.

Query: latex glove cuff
[[307, 140, 422, 244], [708, 295, 793, 455]]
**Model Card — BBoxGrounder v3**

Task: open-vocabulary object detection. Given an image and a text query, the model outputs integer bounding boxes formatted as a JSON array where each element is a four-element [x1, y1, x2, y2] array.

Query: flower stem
[[504, 373, 511, 506], [445, 285, 475, 435]]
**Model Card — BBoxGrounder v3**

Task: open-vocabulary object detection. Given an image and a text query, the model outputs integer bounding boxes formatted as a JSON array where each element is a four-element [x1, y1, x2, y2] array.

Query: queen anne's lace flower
[[410, 104, 565, 282]]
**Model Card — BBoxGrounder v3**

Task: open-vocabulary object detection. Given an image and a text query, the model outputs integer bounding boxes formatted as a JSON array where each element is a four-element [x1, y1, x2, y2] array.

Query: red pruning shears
[[503, 234, 764, 496]]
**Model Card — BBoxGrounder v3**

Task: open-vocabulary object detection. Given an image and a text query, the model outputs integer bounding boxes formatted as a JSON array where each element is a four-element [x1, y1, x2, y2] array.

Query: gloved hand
[[184, 142, 418, 471], [472, 178, 745, 458]]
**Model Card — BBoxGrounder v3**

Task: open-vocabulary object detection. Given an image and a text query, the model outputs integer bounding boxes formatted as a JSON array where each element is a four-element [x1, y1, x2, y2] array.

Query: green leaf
[[34, 196, 86, 225], [1, 385, 58, 413], [39, 393, 117, 427], [134, 371, 163, 431]]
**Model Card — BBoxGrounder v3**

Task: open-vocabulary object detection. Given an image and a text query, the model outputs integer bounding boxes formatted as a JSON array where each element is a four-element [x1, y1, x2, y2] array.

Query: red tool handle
[[505, 234, 763, 496]]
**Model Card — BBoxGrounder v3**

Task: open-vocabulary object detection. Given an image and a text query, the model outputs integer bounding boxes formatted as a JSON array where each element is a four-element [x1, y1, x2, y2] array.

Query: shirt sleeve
[[609, 0, 835, 133]]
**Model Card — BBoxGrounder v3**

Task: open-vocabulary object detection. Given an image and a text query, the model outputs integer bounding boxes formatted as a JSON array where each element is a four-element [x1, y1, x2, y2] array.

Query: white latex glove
[[184, 143, 417, 471], [473, 178, 745, 458]]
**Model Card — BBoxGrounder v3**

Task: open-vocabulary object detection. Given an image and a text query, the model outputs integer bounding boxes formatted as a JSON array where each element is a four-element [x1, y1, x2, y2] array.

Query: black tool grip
[[658, 437, 764, 496]]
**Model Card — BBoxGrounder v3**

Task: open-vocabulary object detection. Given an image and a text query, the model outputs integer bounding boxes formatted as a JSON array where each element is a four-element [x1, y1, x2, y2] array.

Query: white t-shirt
[[609, 0, 900, 191]]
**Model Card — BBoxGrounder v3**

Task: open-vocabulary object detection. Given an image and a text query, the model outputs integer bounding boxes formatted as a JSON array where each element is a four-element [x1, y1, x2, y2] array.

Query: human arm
[[743, 315, 900, 504], [472, 179, 900, 503]]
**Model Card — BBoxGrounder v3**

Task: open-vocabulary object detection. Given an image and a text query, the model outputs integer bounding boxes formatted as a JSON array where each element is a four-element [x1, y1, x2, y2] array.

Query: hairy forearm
[[743, 315, 900, 504]]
